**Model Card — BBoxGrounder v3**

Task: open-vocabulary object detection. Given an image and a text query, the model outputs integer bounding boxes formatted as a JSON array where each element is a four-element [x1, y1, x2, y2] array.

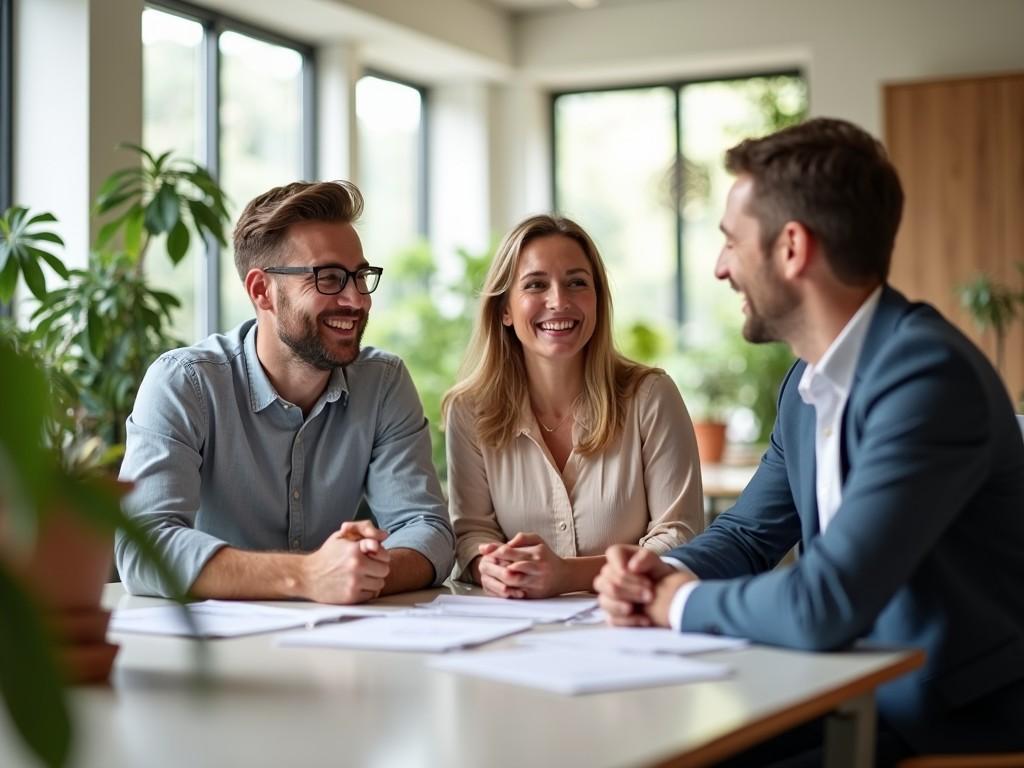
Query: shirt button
[[282, 403, 291, 409], [558, 522, 568, 531], [823, 427, 832, 437], [292, 489, 300, 500], [291, 538, 300, 548]]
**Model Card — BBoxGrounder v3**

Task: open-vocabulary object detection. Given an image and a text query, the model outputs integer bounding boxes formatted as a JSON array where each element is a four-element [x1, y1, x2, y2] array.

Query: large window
[[142, 3, 314, 339], [554, 73, 807, 344], [355, 73, 427, 278]]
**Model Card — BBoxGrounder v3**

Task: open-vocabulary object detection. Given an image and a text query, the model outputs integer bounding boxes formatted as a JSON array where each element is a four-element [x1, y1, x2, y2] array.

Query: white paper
[[430, 647, 731, 695], [276, 616, 533, 652], [415, 594, 597, 623], [110, 600, 390, 638], [518, 627, 749, 656]]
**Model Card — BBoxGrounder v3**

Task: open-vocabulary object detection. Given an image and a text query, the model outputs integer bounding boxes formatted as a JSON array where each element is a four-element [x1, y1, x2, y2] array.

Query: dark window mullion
[[202, 20, 221, 335], [302, 50, 316, 181]]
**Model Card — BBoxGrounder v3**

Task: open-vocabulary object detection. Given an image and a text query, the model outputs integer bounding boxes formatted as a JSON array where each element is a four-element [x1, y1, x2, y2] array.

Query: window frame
[[360, 68, 430, 240], [145, 0, 317, 334], [550, 69, 804, 327], [0, 0, 12, 317]]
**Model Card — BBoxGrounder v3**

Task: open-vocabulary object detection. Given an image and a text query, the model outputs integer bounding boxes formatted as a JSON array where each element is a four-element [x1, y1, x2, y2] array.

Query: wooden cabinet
[[884, 72, 1024, 406]]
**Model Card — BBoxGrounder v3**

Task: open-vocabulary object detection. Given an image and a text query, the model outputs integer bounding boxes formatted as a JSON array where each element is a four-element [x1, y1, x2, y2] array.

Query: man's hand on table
[[593, 544, 696, 628], [301, 520, 390, 604]]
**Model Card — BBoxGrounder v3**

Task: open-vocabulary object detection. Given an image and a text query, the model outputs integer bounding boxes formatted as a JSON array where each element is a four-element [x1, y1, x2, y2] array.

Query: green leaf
[[187, 200, 227, 246], [30, 247, 70, 281], [166, 219, 190, 265], [25, 212, 58, 226], [19, 252, 48, 301], [117, 142, 157, 167], [0, 252, 18, 303], [23, 231, 65, 247], [0, 563, 72, 768], [0, 344, 50, 496], [94, 186, 143, 215], [95, 214, 127, 249], [144, 184, 179, 235], [123, 205, 144, 257]]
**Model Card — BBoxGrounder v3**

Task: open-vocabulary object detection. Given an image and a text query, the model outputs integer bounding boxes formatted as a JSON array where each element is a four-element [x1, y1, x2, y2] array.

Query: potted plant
[[957, 265, 1024, 379], [0, 144, 228, 768]]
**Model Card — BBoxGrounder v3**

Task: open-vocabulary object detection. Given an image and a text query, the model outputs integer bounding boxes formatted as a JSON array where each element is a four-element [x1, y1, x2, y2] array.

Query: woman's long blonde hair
[[442, 214, 658, 455]]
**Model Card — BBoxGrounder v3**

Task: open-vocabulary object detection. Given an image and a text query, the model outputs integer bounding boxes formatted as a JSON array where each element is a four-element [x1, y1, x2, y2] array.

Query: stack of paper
[[110, 600, 391, 638], [276, 616, 533, 653], [415, 594, 597, 623], [430, 647, 731, 695], [518, 627, 749, 656]]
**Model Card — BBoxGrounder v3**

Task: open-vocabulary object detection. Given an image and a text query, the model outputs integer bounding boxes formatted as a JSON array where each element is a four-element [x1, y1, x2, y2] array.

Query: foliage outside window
[[556, 74, 807, 444]]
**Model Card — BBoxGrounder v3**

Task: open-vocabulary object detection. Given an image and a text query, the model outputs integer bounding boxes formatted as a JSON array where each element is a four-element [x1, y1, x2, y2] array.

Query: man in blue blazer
[[595, 117, 1024, 757]]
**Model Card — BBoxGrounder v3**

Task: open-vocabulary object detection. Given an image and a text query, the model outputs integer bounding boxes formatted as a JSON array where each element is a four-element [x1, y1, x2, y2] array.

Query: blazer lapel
[[841, 284, 911, 485]]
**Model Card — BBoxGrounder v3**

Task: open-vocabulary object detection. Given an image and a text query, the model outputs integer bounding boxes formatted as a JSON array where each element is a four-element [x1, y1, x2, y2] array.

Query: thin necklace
[[532, 398, 578, 433]]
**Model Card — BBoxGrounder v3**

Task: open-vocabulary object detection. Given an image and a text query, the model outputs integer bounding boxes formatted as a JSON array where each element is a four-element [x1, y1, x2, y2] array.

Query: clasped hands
[[593, 544, 696, 628], [476, 532, 568, 599], [302, 520, 391, 604]]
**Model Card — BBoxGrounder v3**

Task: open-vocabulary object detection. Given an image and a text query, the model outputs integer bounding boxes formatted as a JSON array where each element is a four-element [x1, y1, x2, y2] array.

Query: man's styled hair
[[725, 117, 904, 285], [232, 180, 364, 280]]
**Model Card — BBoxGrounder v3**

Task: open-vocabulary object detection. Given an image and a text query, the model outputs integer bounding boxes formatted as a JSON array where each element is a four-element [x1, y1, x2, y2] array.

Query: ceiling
[[482, 0, 647, 12]]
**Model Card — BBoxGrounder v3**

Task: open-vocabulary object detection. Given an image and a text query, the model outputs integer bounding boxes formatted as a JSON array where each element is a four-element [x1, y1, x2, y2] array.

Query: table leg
[[823, 693, 876, 768]]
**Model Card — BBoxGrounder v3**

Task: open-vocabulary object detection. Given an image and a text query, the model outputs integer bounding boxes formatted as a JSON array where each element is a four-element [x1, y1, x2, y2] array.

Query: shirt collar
[[798, 286, 883, 402], [243, 322, 350, 413]]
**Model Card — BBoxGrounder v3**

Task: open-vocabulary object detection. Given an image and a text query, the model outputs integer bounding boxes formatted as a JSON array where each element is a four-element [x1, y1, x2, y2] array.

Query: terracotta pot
[[20, 508, 119, 684], [693, 420, 728, 465]]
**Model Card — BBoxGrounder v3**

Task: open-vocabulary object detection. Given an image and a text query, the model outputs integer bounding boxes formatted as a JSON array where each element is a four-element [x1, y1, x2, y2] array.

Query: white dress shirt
[[664, 287, 883, 631]]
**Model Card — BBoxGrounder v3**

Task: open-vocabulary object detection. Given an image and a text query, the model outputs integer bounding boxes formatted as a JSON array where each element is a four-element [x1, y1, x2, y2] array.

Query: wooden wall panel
[[885, 72, 1024, 408]]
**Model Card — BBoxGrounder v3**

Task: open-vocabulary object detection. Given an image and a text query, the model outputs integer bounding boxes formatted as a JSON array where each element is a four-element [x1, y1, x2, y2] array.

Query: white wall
[[14, 0, 142, 269], [515, 0, 1024, 136]]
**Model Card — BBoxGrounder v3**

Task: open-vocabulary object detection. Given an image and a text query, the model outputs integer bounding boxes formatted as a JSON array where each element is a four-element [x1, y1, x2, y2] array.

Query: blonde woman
[[442, 215, 703, 599]]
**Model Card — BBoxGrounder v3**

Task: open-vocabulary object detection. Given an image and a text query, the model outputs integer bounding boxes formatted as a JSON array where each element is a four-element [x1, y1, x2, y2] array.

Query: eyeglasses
[[263, 265, 383, 295]]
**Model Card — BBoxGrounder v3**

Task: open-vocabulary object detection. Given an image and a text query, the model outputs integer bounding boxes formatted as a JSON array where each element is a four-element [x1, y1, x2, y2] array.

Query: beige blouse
[[445, 372, 704, 576]]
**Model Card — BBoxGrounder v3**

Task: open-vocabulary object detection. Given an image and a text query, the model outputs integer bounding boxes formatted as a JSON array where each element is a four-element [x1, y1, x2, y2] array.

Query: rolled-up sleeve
[[445, 398, 507, 578], [116, 356, 227, 597], [637, 374, 704, 554], [363, 359, 455, 585]]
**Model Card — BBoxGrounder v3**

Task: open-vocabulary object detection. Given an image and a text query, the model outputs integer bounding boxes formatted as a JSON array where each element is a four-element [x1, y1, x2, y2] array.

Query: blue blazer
[[667, 286, 1024, 752]]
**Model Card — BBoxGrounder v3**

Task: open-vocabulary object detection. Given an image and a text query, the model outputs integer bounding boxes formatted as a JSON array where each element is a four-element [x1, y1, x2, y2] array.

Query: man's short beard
[[278, 294, 366, 370]]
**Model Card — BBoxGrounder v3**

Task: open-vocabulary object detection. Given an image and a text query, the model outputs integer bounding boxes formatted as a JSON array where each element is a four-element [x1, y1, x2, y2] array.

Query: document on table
[[415, 594, 598, 623], [276, 616, 533, 653], [518, 627, 749, 656], [109, 600, 392, 638], [430, 647, 732, 695]]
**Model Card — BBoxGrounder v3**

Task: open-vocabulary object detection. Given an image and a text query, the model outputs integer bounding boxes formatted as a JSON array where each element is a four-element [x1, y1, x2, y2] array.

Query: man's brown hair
[[725, 117, 904, 285], [232, 180, 364, 280]]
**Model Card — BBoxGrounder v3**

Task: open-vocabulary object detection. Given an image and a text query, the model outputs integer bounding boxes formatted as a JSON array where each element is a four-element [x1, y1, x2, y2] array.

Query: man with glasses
[[116, 180, 455, 604]]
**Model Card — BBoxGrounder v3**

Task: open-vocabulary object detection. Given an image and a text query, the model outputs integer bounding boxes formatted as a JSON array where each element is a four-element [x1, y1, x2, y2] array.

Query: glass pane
[[356, 75, 423, 298], [679, 75, 808, 343], [142, 7, 202, 342], [219, 31, 304, 331], [554, 88, 677, 336]]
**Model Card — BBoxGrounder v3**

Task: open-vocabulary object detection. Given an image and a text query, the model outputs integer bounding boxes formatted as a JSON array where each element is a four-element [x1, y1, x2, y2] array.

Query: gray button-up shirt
[[115, 320, 454, 597]]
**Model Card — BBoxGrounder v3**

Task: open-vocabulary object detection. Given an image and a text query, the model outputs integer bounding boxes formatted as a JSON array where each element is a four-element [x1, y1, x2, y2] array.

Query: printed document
[[109, 600, 391, 638], [276, 616, 533, 652], [430, 647, 732, 695], [518, 627, 749, 655], [415, 594, 597, 623]]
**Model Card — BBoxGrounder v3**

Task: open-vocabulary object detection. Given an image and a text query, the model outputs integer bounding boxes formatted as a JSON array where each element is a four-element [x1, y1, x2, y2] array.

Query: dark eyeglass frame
[[263, 265, 384, 295]]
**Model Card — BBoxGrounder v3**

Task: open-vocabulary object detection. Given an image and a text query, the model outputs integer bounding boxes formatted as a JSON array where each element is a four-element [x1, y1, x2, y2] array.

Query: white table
[[0, 584, 923, 768]]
